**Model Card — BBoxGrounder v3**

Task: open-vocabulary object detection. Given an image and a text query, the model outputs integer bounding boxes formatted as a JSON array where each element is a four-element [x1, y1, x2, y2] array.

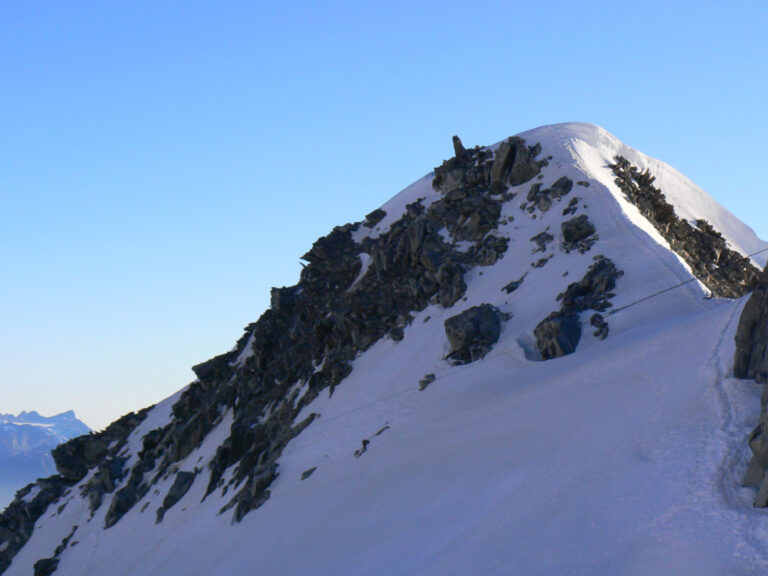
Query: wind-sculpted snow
[[4, 123, 768, 575]]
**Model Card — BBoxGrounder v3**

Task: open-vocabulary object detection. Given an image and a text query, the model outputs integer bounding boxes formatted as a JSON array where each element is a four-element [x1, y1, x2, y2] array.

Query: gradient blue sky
[[2, 1, 767, 429]]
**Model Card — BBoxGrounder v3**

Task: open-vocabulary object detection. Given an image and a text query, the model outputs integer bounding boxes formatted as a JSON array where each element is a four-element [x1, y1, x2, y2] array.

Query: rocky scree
[[0, 133, 546, 569], [611, 156, 760, 298]]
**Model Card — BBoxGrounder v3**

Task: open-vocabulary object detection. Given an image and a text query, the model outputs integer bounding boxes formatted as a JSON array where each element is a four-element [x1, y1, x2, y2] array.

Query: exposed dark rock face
[[363, 208, 387, 228], [733, 267, 768, 505], [0, 410, 147, 573], [433, 143, 493, 197], [534, 256, 623, 359], [562, 197, 580, 216], [561, 215, 597, 253], [32, 525, 77, 576], [590, 313, 609, 340], [52, 411, 146, 482], [735, 272, 768, 381], [534, 316, 582, 359], [0, 477, 75, 574], [524, 176, 573, 213], [741, 378, 768, 506], [610, 156, 760, 298], [0, 132, 544, 566], [502, 273, 527, 294], [300, 467, 316, 481], [444, 304, 505, 365], [557, 256, 622, 314], [530, 230, 554, 253], [452, 135, 466, 157], [156, 471, 196, 523], [489, 137, 542, 193], [83, 456, 128, 514], [354, 439, 370, 458], [33, 558, 58, 576], [419, 373, 436, 390]]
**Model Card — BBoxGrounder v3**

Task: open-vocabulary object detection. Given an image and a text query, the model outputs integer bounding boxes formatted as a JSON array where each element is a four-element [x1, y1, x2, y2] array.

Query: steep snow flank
[[6, 124, 768, 575], [13, 302, 768, 575], [526, 122, 768, 267]]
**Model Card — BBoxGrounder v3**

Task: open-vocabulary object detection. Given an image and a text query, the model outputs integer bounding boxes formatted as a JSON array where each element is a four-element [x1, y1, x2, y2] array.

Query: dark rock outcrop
[[33, 557, 59, 576], [524, 176, 573, 213], [561, 215, 597, 253], [489, 137, 542, 193], [534, 256, 623, 359], [590, 313, 609, 340], [530, 230, 554, 254], [742, 383, 768, 506], [562, 197, 580, 216], [0, 134, 543, 569], [735, 273, 768, 381], [156, 471, 196, 523], [0, 476, 75, 574], [611, 156, 760, 298], [31, 525, 77, 576], [452, 135, 466, 157], [557, 256, 622, 314], [733, 267, 768, 505], [534, 315, 582, 360], [52, 411, 147, 482], [363, 208, 387, 228], [5, 134, 542, 548], [83, 456, 128, 513], [300, 467, 316, 481], [502, 273, 527, 294], [444, 304, 505, 365], [419, 374, 436, 390]]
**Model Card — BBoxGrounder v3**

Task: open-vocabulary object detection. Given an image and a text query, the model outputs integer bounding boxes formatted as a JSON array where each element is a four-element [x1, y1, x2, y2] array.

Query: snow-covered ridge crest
[[3, 124, 768, 575], [522, 122, 768, 267]]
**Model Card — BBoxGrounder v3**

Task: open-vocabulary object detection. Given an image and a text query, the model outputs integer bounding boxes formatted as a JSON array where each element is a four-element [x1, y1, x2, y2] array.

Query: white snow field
[[7, 123, 768, 575]]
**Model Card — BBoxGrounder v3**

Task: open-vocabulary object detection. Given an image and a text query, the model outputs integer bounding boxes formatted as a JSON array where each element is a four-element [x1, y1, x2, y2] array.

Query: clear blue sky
[[2, 1, 767, 429]]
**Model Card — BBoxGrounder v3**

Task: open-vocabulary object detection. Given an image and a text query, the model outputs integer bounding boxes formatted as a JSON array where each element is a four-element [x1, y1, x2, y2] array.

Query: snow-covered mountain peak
[[3, 126, 768, 575], [0, 411, 90, 445], [522, 122, 767, 264]]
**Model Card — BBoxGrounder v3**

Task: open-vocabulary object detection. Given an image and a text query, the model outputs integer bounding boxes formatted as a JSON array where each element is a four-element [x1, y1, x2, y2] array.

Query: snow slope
[[6, 123, 768, 575]]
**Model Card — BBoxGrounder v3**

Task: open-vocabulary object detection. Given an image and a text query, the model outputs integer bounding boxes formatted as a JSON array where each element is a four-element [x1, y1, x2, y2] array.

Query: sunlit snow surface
[[8, 123, 768, 575]]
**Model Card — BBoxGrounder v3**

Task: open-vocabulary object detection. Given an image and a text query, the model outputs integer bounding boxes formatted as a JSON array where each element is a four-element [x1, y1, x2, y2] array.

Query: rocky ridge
[[610, 156, 760, 298], [0, 134, 560, 572], [4, 125, 762, 574]]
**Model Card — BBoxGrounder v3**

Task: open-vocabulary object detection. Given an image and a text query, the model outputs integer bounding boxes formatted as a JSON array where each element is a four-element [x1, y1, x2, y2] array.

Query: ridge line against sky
[[1, 1, 767, 429]]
